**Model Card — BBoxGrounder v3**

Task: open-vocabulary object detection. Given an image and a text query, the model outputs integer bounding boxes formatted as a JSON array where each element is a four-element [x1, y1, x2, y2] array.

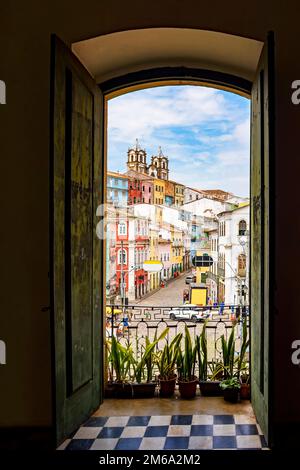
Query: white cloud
[[107, 85, 250, 197]]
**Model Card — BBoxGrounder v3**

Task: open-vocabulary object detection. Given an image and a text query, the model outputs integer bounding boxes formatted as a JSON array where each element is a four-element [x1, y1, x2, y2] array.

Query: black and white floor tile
[[58, 414, 268, 450]]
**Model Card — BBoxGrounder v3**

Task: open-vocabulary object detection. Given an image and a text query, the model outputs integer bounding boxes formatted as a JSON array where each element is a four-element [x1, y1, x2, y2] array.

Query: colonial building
[[127, 140, 169, 181], [127, 139, 148, 174], [107, 171, 128, 207], [127, 169, 154, 205], [206, 203, 250, 305]]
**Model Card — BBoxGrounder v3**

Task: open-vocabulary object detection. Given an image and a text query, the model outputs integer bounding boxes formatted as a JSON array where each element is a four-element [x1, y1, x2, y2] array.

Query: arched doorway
[[51, 29, 274, 447]]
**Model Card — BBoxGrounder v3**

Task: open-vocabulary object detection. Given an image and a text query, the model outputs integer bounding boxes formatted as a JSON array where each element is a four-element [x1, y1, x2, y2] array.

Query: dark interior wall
[[0, 0, 299, 437]]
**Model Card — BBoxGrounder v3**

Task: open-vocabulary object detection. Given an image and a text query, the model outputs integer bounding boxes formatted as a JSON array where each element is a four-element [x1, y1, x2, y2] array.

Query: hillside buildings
[[105, 140, 249, 305]]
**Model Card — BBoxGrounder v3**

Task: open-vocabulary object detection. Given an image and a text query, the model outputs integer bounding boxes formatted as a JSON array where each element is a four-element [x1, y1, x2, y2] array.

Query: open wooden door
[[51, 36, 103, 445], [250, 32, 274, 445]]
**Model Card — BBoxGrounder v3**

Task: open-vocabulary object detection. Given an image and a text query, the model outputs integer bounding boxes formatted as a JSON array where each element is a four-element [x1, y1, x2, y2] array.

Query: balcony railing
[[106, 304, 249, 379]]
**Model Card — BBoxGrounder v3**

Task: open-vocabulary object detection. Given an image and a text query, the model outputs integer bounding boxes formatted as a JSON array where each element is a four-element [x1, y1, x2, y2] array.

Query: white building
[[182, 197, 235, 219], [208, 203, 249, 305]]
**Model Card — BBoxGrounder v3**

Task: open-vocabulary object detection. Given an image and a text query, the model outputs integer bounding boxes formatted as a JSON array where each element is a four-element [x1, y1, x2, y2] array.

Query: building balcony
[[106, 303, 250, 380], [172, 241, 183, 247], [218, 267, 225, 278], [135, 235, 150, 242]]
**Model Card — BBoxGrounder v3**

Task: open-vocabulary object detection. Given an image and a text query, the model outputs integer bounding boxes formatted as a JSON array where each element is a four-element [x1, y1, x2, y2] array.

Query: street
[[135, 273, 188, 307]]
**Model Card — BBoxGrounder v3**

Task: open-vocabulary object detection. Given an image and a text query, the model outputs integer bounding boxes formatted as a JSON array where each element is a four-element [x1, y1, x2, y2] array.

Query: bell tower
[[127, 139, 147, 174], [149, 147, 169, 180]]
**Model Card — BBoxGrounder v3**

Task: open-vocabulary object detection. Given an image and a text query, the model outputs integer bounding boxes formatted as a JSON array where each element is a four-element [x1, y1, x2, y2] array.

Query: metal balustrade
[[106, 304, 249, 380]]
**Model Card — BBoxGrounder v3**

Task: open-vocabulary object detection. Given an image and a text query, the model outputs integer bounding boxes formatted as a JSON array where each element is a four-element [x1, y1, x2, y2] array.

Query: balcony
[[106, 303, 249, 383], [218, 266, 225, 278], [172, 240, 183, 247]]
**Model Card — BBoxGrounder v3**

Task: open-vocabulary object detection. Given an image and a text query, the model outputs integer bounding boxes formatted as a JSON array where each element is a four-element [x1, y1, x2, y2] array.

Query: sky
[[107, 85, 250, 197]]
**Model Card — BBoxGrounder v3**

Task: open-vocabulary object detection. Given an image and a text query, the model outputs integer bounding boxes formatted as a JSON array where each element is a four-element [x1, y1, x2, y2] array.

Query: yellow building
[[171, 226, 183, 274], [174, 182, 185, 206], [154, 179, 165, 205], [149, 225, 160, 290]]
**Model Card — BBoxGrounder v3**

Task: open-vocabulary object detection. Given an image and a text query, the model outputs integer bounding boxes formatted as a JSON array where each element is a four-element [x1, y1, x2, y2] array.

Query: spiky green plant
[[237, 319, 250, 379], [156, 332, 183, 380], [220, 326, 237, 379], [132, 327, 169, 383], [177, 326, 197, 382], [107, 335, 134, 383], [195, 321, 208, 381]]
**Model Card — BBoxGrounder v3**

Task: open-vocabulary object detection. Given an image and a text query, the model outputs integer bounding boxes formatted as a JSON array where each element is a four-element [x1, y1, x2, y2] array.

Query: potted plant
[[156, 332, 183, 397], [177, 326, 198, 399], [131, 328, 169, 398], [220, 326, 237, 379], [196, 322, 223, 396], [106, 335, 134, 398], [220, 376, 241, 403], [200, 359, 224, 396], [240, 367, 250, 399]]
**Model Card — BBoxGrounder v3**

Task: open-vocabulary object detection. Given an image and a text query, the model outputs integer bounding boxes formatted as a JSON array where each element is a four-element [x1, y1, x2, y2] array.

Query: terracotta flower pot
[[159, 375, 177, 398], [178, 377, 198, 399], [240, 382, 250, 400]]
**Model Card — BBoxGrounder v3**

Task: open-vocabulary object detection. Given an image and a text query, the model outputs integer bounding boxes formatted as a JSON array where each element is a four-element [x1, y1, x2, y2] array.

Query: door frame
[[99, 64, 274, 445], [49, 51, 275, 444]]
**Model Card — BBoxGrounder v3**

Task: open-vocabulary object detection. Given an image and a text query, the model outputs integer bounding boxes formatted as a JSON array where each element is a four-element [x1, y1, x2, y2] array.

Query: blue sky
[[107, 85, 250, 197]]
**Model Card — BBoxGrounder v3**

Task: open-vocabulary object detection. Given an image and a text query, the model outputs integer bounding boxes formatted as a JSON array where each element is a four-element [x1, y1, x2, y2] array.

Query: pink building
[[158, 236, 172, 281]]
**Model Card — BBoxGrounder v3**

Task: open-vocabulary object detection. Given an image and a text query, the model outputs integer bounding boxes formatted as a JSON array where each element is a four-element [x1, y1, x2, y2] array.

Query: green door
[[51, 36, 103, 445], [250, 33, 274, 445]]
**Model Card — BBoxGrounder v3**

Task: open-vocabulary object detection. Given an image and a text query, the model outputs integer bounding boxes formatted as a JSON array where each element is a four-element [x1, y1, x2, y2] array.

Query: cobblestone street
[[135, 273, 189, 307]]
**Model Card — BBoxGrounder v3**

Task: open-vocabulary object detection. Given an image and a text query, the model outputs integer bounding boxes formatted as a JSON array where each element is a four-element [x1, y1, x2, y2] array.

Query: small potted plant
[[200, 359, 224, 396], [197, 322, 223, 396], [106, 335, 134, 398], [131, 328, 169, 398], [156, 332, 183, 397], [220, 376, 241, 403], [177, 326, 198, 399], [239, 363, 250, 399]]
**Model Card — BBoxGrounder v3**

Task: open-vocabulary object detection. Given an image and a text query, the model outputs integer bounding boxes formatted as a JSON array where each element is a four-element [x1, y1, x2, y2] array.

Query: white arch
[[72, 28, 263, 84]]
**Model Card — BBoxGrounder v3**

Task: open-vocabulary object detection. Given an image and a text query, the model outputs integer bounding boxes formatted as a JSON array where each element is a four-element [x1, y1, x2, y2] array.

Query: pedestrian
[[219, 301, 225, 316]]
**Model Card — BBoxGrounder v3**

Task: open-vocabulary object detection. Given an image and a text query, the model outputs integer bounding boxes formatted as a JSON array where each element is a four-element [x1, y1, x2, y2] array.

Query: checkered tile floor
[[58, 415, 268, 450]]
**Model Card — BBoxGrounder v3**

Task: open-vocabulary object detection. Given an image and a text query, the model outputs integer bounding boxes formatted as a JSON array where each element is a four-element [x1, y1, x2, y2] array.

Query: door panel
[[250, 33, 274, 444], [51, 36, 103, 445]]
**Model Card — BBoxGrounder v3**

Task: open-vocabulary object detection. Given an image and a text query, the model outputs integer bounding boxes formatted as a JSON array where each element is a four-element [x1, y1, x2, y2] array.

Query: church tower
[[127, 139, 147, 174], [148, 146, 169, 180]]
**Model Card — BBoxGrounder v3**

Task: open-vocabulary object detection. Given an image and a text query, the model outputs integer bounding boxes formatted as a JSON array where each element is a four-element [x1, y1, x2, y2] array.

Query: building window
[[142, 197, 144, 203], [238, 254, 246, 277], [142, 186, 145, 191], [118, 248, 127, 265], [149, 187, 151, 192], [118, 221, 127, 236], [239, 220, 247, 236]]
